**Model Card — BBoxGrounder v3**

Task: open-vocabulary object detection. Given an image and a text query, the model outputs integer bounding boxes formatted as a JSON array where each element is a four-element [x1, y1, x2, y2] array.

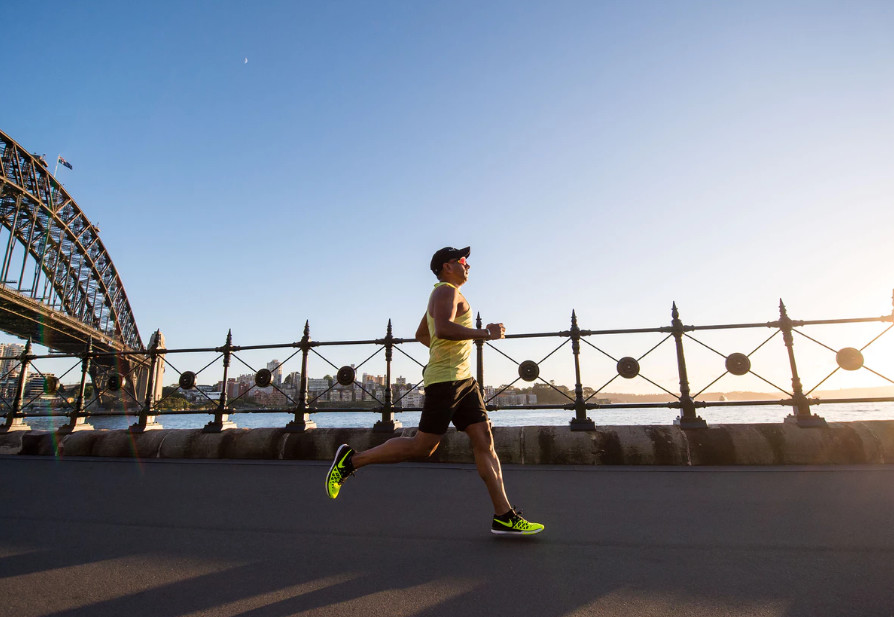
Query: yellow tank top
[[423, 282, 473, 386]]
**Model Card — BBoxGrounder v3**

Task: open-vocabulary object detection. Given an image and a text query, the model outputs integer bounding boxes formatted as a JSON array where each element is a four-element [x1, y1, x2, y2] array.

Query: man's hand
[[485, 323, 505, 340]]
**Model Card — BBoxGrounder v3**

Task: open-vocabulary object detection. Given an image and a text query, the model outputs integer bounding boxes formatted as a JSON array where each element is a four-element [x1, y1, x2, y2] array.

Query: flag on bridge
[[57, 156, 73, 170]]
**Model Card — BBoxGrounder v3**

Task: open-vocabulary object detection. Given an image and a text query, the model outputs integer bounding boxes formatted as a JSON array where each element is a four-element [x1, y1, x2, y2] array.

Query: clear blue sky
[[3, 1, 893, 391]]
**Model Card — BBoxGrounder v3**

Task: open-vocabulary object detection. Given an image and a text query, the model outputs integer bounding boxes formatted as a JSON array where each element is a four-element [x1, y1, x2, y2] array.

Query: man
[[325, 246, 544, 536]]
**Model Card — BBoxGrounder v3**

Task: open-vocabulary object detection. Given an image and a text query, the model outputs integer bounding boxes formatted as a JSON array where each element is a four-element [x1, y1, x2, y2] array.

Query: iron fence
[[2, 294, 893, 434]]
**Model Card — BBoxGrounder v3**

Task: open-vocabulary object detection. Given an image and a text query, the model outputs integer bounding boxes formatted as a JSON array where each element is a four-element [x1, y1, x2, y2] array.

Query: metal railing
[[2, 293, 893, 434]]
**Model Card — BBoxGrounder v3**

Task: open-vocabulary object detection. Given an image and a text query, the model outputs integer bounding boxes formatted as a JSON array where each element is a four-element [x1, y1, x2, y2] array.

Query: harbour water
[[19, 401, 894, 432]]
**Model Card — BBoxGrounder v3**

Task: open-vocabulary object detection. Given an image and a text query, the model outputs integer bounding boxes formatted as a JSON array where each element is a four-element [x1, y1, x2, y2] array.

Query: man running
[[325, 246, 544, 536]]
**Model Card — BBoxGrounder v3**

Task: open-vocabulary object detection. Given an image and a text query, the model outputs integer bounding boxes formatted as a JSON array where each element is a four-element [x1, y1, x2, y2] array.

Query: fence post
[[204, 330, 236, 432], [374, 319, 402, 433], [779, 300, 826, 427], [59, 338, 95, 434], [130, 330, 163, 432], [569, 311, 596, 431], [1, 339, 32, 432], [672, 303, 707, 429], [286, 321, 317, 432], [475, 313, 485, 398], [299, 321, 310, 416]]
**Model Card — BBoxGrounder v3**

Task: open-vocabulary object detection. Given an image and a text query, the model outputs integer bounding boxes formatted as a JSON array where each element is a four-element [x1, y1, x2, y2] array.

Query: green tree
[[530, 382, 574, 405], [157, 389, 189, 410]]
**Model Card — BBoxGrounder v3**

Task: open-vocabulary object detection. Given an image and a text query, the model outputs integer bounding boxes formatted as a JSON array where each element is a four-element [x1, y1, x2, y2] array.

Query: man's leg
[[464, 421, 512, 515], [466, 420, 545, 535], [327, 385, 451, 499], [326, 431, 441, 499], [352, 430, 442, 469]]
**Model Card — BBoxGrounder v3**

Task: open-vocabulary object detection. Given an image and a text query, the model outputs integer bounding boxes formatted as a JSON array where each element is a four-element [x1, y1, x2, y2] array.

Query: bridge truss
[[0, 129, 142, 352]]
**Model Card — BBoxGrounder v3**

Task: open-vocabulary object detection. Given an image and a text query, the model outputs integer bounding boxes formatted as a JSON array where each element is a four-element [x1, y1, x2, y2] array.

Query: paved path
[[1, 456, 893, 617]]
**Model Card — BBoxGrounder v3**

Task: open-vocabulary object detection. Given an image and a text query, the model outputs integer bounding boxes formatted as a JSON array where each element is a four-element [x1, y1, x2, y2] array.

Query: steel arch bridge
[[0, 129, 143, 354]]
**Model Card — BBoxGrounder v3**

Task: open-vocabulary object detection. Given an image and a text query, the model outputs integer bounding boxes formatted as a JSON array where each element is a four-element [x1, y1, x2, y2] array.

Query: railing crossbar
[[860, 323, 894, 352], [393, 344, 426, 369], [793, 328, 838, 354]]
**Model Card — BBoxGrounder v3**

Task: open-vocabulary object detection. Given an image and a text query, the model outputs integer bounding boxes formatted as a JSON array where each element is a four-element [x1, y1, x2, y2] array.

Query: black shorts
[[419, 377, 489, 435]]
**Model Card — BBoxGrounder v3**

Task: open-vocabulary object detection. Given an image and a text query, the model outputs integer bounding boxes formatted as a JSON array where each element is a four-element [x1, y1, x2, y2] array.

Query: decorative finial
[[778, 299, 789, 319]]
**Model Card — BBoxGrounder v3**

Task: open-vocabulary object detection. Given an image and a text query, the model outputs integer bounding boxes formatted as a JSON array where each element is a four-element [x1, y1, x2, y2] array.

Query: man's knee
[[414, 441, 440, 458], [466, 421, 496, 453], [412, 432, 441, 457]]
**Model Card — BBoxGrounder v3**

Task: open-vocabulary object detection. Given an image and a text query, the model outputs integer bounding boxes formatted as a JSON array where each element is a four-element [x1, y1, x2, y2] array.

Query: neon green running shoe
[[325, 444, 355, 499], [491, 507, 544, 536]]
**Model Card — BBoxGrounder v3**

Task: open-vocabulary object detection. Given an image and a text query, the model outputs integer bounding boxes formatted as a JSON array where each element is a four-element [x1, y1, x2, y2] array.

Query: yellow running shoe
[[325, 444, 355, 499], [491, 507, 544, 536]]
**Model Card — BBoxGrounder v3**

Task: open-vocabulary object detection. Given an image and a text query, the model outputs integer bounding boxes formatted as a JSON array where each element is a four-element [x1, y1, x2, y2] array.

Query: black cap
[[430, 246, 470, 275]]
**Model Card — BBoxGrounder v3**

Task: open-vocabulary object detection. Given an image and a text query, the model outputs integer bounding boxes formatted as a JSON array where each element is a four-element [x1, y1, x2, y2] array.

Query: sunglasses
[[451, 257, 468, 266]]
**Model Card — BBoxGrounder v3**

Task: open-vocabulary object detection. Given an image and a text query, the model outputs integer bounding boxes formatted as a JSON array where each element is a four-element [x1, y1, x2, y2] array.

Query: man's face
[[444, 256, 469, 282]]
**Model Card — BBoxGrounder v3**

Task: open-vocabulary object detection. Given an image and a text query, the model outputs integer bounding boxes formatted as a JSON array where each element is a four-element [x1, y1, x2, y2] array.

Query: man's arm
[[415, 313, 430, 348], [430, 285, 504, 341]]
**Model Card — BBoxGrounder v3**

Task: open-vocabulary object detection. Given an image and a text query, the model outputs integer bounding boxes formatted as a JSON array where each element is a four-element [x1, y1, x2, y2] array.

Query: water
[[19, 401, 894, 432]]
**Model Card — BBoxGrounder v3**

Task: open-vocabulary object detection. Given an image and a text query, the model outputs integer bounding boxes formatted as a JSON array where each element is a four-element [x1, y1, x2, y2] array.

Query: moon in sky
[[243, 57, 248, 64]]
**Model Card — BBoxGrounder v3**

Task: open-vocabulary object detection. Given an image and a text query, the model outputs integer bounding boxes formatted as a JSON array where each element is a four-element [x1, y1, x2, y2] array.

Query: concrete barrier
[[3, 420, 894, 465]]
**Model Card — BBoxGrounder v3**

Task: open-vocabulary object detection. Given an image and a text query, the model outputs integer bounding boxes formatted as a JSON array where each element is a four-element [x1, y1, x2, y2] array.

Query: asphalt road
[[1, 456, 893, 617]]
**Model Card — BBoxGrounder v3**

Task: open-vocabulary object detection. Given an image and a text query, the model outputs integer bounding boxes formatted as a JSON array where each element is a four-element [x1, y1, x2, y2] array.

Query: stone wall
[[3, 421, 894, 465]]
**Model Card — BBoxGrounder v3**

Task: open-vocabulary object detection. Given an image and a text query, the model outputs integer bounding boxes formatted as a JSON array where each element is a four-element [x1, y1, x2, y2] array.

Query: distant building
[[23, 373, 55, 401], [267, 360, 283, 386], [307, 378, 330, 391], [253, 388, 288, 406], [490, 387, 537, 407], [0, 377, 17, 399], [397, 387, 424, 408], [307, 378, 331, 401], [362, 373, 385, 386], [0, 343, 24, 378], [225, 378, 239, 399]]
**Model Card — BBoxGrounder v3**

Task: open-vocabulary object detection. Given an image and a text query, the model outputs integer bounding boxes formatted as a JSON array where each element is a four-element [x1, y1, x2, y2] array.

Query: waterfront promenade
[[1, 456, 893, 617]]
